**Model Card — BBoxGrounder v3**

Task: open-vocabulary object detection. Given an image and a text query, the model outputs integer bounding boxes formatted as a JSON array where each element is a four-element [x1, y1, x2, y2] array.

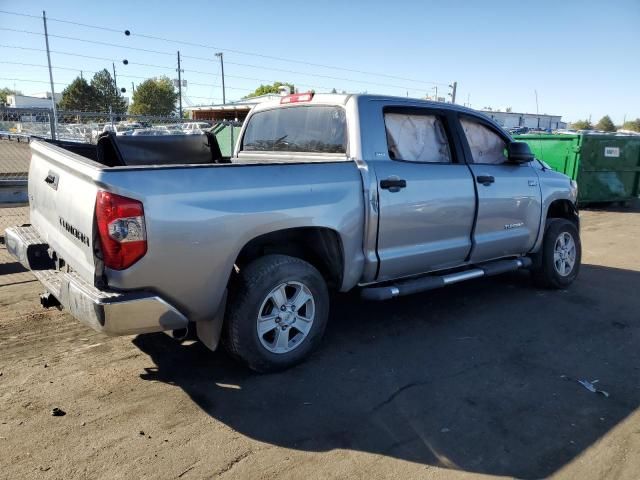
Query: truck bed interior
[[42, 132, 229, 167]]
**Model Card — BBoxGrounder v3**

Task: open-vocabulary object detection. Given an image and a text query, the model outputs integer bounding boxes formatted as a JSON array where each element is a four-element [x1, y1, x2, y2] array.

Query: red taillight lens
[[280, 92, 314, 104], [95, 191, 147, 270]]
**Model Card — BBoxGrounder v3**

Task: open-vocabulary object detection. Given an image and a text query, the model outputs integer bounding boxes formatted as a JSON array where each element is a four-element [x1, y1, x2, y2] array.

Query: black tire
[[532, 218, 581, 289], [222, 254, 330, 373]]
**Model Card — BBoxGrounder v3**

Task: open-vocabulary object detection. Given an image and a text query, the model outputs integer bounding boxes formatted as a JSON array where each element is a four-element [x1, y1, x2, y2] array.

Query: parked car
[[6, 93, 580, 372], [182, 121, 212, 134], [101, 124, 134, 136], [509, 126, 529, 135], [156, 124, 184, 134], [131, 128, 171, 136]]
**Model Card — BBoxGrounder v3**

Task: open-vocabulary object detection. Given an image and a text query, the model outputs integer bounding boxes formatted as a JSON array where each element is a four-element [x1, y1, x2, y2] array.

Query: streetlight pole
[[215, 52, 226, 104]]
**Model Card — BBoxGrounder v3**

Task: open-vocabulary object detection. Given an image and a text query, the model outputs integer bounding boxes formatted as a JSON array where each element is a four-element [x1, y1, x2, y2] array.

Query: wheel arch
[[546, 199, 579, 228], [233, 227, 345, 290]]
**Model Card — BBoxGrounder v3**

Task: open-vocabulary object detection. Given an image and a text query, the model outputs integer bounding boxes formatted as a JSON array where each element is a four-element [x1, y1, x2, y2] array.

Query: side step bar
[[361, 257, 532, 301]]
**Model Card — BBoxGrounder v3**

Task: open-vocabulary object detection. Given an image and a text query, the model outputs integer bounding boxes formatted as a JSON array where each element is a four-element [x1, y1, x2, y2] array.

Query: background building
[[186, 94, 281, 122], [479, 110, 566, 130], [186, 94, 567, 131], [6, 92, 62, 108]]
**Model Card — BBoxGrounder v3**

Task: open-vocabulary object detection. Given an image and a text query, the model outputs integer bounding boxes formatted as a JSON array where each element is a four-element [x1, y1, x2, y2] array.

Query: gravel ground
[[0, 208, 638, 480]]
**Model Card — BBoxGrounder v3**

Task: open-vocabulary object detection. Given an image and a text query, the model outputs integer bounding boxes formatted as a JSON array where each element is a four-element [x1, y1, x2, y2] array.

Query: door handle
[[476, 175, 495, 185], [380, 177, 407, 191]]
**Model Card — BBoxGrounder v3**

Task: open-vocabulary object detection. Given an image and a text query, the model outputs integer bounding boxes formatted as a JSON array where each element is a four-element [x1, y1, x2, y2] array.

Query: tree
[[129, 76, 178, 116], [622, 118, 640, 132], [595, 115, 616, 132], [58, 77, 99, 111], [91, 69, 127, 113], [1, 87, 22, 105], [245, 82, 295, 98], [571, 119, 593, 130]]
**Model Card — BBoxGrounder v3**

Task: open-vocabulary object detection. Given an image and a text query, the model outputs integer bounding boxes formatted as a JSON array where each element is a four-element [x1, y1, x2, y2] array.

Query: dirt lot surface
[[0, 208, 639, 480]]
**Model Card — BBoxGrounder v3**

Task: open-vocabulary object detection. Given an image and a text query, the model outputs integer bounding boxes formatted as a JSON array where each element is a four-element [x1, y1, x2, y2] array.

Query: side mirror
[[507, 141, 534, 164]]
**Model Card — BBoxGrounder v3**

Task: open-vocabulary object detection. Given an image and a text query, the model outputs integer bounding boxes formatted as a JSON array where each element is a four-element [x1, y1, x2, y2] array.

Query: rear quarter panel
[[101, 162, 365, 322]]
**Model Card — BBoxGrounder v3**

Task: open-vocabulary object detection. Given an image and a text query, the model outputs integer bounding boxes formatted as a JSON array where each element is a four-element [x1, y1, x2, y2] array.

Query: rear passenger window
[[460, 118, 508, 164], [384, 112, 451, 163]]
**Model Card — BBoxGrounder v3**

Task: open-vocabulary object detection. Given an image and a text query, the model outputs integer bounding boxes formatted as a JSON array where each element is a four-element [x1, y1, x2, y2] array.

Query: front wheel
[[532, 218, 581, 289], [222, 255, 329, 373]]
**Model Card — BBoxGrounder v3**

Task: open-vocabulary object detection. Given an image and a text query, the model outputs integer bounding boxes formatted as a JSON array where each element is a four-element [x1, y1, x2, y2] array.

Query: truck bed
[[26, 139, 366, 324]]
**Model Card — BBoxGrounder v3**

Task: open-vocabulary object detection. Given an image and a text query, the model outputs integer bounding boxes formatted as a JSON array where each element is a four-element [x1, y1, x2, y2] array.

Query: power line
[[0, 61, 168, 83], [186, 81, 251, 92], [0, 8, 448, 87], [0, 27, 174, 57], [0, 43, 115, 62], [0, 76, 66, 85], [0, 39, 429, 94], [200, 58, 429, 92], [0, 61, 338, 95], [0, 60, 88, 72]]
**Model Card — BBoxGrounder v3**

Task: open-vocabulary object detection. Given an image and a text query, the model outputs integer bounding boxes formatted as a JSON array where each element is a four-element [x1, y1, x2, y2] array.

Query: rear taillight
[[95, 191, 147, 270]]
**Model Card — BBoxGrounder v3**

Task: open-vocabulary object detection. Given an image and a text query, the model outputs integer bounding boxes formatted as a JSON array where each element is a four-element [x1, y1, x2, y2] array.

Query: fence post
[[230, 122, 234, 157]]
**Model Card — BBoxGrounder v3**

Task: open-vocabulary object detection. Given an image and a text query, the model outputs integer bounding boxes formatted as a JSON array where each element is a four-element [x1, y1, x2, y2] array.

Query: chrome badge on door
[[504, 222, 524, 230]]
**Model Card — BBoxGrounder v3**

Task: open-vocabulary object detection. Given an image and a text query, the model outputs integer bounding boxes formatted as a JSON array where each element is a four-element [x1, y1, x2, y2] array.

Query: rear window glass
[[242, 106, 346, 154]]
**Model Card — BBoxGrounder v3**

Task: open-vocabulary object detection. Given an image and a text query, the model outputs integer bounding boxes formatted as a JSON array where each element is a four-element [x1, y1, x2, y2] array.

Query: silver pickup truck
[[6, 93, 581, 372]]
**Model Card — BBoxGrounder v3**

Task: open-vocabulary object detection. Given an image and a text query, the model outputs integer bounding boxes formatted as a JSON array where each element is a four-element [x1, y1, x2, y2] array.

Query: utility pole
[[131, 82, 135, 94], [112, 62, 118, 93], [42, 11, 57, 140], [215, 52, 226, 104], [448, 81, 457, 104], [177, 51, 183, 118]]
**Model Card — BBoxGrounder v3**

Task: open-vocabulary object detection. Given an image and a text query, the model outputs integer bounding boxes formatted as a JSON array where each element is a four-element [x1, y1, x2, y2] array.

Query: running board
[[361, 257, 532, 301]]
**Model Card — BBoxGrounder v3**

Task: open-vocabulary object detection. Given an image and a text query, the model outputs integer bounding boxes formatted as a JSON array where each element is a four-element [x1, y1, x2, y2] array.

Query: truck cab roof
[[249, 93, 504, 131]]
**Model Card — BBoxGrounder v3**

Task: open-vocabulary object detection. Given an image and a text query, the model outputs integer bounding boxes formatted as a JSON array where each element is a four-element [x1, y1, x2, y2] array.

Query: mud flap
[[196, 289, 227, 351]]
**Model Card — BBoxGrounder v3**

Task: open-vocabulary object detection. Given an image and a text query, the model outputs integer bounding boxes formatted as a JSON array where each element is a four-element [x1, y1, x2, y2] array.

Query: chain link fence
[[1, 107, 242, 278]]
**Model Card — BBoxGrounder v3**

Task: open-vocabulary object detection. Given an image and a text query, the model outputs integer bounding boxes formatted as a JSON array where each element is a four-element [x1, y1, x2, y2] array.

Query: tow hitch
[[40, 292, 61, 309]]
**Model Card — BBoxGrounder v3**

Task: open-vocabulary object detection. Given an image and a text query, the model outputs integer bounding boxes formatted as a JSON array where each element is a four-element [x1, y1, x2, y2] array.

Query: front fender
[[530, 168, 578, 254]]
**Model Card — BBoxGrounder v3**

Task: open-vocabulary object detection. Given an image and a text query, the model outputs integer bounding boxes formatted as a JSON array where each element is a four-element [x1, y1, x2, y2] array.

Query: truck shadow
[[133, 264, 640, 479]]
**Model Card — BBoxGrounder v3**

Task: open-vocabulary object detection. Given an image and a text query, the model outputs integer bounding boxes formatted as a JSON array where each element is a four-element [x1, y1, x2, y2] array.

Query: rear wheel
[[532, 218, 581, 289], [223, 255, 329, 372]]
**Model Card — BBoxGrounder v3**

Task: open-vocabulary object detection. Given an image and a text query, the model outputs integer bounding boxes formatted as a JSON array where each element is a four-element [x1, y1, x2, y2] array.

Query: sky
[[1, 0, 639, 124]]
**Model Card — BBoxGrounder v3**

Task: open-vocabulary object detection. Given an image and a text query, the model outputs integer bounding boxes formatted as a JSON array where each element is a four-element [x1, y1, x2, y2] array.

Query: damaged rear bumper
[[5, 225, 188, 336]]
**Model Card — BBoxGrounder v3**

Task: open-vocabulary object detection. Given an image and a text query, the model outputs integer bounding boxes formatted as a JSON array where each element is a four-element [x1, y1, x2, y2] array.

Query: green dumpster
[[514, 133, 640, 204], [213, 124, 243, 158]]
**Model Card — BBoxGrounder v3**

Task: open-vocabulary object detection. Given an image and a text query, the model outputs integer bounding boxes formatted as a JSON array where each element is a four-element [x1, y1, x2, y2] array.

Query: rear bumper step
[[361, 257, 532, 301], [5, 225, 188, 336]]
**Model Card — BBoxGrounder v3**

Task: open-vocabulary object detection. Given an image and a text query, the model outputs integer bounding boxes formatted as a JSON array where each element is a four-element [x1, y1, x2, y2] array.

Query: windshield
[[242, 106, 346, 154]]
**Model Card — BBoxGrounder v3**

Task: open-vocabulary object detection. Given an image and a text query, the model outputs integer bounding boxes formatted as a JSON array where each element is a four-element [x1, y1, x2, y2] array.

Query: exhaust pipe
[[40, 292, 61, 309]]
